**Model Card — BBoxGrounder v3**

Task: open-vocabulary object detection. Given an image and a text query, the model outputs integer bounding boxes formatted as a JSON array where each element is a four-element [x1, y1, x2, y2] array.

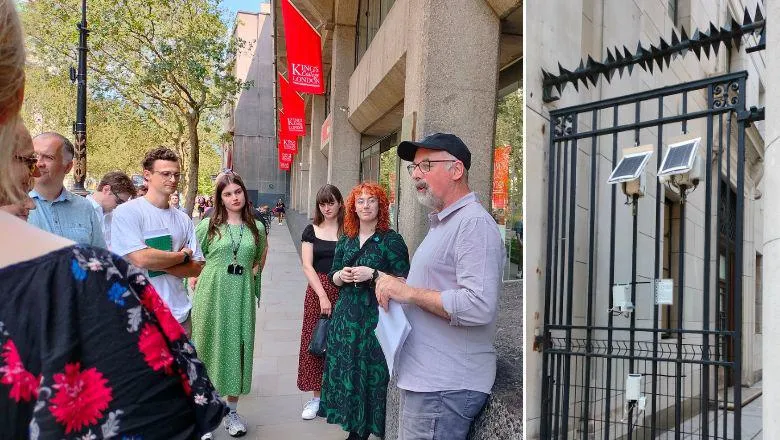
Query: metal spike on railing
[[679, 27, 690, 57], [541, 6, 766, 102], [754, 4, 763, 23]]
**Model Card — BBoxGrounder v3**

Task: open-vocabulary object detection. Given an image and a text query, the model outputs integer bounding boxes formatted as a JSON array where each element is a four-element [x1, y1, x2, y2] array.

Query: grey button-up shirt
[[397, 192, 505, 394]]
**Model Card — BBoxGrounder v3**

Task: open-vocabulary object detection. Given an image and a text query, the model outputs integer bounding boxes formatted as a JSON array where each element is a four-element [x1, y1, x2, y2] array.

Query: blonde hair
[[0, 1, 27, 205]]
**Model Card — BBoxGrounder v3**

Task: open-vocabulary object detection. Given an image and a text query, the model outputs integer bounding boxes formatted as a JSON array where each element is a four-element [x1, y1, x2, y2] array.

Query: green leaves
[[21, 0, 244, 209]]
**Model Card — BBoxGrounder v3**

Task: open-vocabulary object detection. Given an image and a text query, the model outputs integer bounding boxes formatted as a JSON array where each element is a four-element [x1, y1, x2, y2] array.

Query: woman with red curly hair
[[319, 182, 410, 440]]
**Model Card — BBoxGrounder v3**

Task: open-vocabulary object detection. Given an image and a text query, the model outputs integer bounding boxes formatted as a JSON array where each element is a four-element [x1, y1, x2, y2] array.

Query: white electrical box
[[654, 279, 674, 305], [626, 374, 643, 401], [612, 285, 634, 313]]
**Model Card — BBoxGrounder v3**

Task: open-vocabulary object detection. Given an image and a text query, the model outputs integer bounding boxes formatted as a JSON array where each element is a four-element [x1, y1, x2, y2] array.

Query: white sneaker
[[301, 398, 320, 420], [201, 433, 213, 440], [223, 411, 247, 437]]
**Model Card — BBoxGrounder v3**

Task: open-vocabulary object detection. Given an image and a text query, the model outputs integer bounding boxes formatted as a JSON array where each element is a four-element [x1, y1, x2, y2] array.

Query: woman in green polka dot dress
[[191, 171, 267, 438]]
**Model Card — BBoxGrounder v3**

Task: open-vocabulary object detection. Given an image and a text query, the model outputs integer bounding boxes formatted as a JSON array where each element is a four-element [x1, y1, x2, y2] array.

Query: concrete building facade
[[226, 6, 290, 208], [273, 0, 522, 252], [525, 0, 766, 438]]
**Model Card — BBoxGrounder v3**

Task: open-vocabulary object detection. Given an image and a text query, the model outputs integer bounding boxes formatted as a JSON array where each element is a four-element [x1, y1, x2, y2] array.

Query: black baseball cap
[[398, 133, 471, 170]]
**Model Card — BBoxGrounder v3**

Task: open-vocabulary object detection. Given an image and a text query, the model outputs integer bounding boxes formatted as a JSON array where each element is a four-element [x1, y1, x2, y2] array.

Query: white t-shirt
[[111, 197, 202, 322]]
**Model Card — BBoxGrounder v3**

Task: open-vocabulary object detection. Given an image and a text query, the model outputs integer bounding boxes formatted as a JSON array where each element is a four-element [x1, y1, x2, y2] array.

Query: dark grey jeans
[[398, 389, 489, 440]]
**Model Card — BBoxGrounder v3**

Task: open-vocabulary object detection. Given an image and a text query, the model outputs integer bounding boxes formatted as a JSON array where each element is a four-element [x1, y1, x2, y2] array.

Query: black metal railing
[[540, 71, 755, 439]]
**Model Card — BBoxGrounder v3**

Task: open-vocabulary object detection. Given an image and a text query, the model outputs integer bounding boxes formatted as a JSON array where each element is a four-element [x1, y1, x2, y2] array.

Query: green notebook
[[144, 229, 173, 278]]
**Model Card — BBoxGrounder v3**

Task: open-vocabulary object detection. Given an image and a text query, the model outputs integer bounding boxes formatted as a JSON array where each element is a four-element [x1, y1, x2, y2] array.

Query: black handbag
[[308, 314, 330, 357]]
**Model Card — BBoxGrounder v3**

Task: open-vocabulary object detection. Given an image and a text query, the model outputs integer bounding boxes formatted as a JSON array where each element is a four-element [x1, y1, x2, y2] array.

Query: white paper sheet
[[374, 301, 412, 377]]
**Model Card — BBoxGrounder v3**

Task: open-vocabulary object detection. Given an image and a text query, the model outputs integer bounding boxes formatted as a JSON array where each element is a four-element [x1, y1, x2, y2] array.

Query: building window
[[756, 253, 763, 334], [667, 0, 677, 22], [355, 0, 397, 64], [669, 0, 691, 32], [494, 88, 523, 281], [661, 198, 681, 338], [360, 132, 400, 229]]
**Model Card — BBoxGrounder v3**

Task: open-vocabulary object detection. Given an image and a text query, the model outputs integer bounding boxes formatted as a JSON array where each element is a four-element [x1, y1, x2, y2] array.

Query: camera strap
[[227, 223, 245, 264]]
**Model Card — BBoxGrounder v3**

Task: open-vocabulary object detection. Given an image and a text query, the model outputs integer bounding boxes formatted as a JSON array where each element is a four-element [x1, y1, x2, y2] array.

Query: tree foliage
[[21, 64, 167, 184], [20, 0, 244, 212]]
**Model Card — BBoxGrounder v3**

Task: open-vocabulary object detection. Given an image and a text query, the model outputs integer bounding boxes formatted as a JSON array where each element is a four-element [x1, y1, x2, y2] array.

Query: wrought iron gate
[[539, 71, 757, 439]]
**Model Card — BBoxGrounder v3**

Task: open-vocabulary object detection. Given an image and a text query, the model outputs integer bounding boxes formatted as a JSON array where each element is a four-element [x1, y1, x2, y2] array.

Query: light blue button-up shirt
[[28, 188, 106, 248]]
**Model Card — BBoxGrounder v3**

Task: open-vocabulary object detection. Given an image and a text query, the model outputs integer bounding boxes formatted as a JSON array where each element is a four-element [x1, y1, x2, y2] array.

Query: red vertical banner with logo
[[279, 149, 294, 165], [492, 145, 511, 215], [279, 74, 306, 136], [281, 0, 324, 94], [280, 137, 298, 154]]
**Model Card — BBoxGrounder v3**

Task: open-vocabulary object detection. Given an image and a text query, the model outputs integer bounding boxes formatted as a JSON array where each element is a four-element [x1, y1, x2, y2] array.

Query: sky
[[220, 0, 269, 25]]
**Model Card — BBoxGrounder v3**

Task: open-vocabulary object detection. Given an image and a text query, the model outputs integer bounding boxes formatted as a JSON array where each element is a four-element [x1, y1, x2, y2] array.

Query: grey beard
[[416, 188, 441, 210]]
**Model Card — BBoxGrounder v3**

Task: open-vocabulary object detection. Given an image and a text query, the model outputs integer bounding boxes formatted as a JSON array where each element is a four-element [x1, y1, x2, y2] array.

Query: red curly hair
[[343, 182, 391, 238]]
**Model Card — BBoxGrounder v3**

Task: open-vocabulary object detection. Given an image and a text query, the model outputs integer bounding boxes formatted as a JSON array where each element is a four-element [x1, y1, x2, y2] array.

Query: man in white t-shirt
[[112, 147, 203, 335]]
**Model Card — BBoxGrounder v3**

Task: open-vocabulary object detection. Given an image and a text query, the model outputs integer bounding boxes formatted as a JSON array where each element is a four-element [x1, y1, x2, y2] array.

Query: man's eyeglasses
[[111, 190, 127, 206], [153, 171, 182, 180], [15, 153, 38, 175], [406, 159, 457, 176]]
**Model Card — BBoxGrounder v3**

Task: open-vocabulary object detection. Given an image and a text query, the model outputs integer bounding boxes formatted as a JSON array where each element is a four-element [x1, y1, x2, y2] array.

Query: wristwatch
[[371, 268, 379, 283], [182, 252, 191, 265]]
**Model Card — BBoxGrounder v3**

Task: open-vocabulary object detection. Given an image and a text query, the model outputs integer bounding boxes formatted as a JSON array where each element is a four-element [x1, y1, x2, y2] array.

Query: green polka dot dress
[[192, 220, 266, 396]]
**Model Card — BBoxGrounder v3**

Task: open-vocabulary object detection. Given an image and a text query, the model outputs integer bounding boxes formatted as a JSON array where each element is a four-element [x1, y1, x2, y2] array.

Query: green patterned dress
[[191, 220, 266, 396], [320, 230, 410, 438]]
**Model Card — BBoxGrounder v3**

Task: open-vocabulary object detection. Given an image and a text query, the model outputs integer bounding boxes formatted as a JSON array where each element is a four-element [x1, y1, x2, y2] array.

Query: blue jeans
[[399, 389, 489, 440]]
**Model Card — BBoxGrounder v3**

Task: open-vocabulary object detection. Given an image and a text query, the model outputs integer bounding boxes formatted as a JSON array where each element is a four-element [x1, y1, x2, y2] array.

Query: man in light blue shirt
[[27, 132, 105, 248]]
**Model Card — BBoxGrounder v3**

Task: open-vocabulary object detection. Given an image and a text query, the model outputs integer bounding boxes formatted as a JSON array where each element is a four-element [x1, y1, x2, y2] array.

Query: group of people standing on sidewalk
[[0, 2, 505, 439], [294, 132, 506, 440]]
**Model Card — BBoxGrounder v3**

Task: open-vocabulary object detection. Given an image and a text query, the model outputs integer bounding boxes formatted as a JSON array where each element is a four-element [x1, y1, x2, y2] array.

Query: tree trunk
[[184, 111, 200, 216]]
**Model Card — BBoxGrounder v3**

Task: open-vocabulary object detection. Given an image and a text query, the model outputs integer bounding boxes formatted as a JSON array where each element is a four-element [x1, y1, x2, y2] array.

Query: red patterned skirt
[[297, 272, 340, 391]]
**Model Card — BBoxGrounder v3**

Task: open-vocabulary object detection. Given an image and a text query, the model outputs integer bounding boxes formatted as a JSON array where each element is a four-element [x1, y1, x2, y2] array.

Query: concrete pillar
[[306, 96, 328, 218], [763, 0, 780, 435], [327, 24, 362, 194], [290, 153, 299, 209], [397, 0, 500, 253], [298, 129, 311, 213], [308, 95, 329, 218]]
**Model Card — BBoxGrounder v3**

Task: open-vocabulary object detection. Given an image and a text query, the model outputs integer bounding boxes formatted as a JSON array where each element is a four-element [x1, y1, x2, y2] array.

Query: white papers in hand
[[374, 301, 411, 377]]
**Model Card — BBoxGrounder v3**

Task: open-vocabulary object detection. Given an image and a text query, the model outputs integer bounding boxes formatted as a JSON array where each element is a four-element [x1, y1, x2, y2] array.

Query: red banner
[[281, 0, 324, 94], [278, 134, 298, 154], [279, 161, 291, 171], [279, 150, 294, 164], [279, 74, 306, 135], [492, 145, 511, 212]]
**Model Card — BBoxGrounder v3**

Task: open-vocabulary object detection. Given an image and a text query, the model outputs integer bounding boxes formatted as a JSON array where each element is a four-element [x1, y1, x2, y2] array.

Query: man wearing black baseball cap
[[376, 132, 505, 439]]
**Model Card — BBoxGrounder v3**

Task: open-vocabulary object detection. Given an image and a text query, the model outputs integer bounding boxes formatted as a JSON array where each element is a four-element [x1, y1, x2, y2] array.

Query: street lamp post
[[71, 0, 89, 196]]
